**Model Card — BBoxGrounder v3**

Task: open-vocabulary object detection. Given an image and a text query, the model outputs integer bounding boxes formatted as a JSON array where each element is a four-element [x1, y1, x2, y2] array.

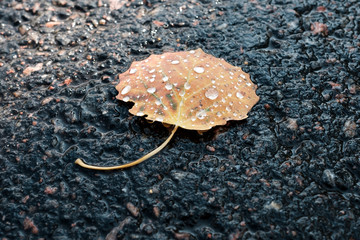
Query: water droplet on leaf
[[121, 85, 131, 95], [194, 67, 204, 73], [147, 87, 156, 94], [205, 88, 219, 100]]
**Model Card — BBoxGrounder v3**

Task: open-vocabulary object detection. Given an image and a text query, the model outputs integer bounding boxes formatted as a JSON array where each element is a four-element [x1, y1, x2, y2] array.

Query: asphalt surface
[[0, 0, 359, 239]]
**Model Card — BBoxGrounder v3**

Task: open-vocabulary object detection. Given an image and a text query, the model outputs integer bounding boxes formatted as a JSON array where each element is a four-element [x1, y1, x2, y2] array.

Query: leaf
[[116, 48, 259, 130], [75, 49, 259, 170]]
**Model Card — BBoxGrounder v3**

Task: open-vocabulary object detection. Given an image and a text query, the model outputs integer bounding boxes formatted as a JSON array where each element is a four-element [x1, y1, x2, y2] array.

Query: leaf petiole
[[75, 125, 179, 170]]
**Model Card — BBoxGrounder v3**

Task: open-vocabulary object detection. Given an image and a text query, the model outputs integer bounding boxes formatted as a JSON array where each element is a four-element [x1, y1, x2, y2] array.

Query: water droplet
[[147, 87, 156, 94], [229, 72, 234, 76], [216, 112, 222, 117], [245, 105, 249, 108], [165, 83, 172, 90], [213, 102, 219, 107], [123, 96, 130, 102], [228, 93, 232, 97], [162, 76, 169, 82], [137, 112, 144, 116], [246, 82, 251, 86], [196, 110, 207, 120], [121, 85, 131, 95], [183, 59, 188, 62], [240, 74, 246, 79], [150, 78, 155, 82], [236, 92, 244, 99], [233, 112, 238, 117], [205, 88, 219, 100], [179, 90, 185, 97], [190, 50, 195, 54], [184, 82, 191, 90], [155, 99, 161, 105], [171, 60, 179, 64], [193, 67, 204, 73], [191, 116, 196, 121], [211, 79, 216, 84], [156, 116, 164, 122], [226, 106, 231, 112], [129, 68, 137, 74], [149, 69, 155, 73]]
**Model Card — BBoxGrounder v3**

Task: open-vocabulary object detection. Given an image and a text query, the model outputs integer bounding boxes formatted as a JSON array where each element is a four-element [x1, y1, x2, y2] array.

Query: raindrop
[[196, 110, 207, 120], [216, 112, 222, 117], [165, 83, 173, 90], [193, 67, 204, 73], [236, 92, 244, 99], [190, 50, 195, 54], [162, 76, 169, 82], [226, 106, 231, 112], [121, 85, 131, 95], [129, 68, 137, 74], [156, 116, 164, 121], [155, 99, 161, 105], [179, 90, 185, 97], [184, 82, 191, 90], [240, 74, 246, 79], [137, 112, 144, 116], [149, 69, 155, 73], [150, 78, 155, 82], [191, 116, 196, 121], [123, 96, 130, 102], [205, 88, 219, 100], [246, 82, 251, 86], [147, 87, 156, 94], [171, 60, 180, 64]]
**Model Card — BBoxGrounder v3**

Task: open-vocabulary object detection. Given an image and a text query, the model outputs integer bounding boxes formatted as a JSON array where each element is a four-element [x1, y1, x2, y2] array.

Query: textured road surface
[[0, 0, 359, 239]]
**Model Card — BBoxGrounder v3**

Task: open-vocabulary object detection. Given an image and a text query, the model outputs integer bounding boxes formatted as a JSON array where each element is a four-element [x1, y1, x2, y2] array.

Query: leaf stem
[[75, 125, 179, 170]]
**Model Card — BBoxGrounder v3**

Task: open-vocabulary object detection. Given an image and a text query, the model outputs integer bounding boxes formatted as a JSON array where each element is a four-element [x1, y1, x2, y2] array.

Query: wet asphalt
[[0, 0, 359, 239]]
